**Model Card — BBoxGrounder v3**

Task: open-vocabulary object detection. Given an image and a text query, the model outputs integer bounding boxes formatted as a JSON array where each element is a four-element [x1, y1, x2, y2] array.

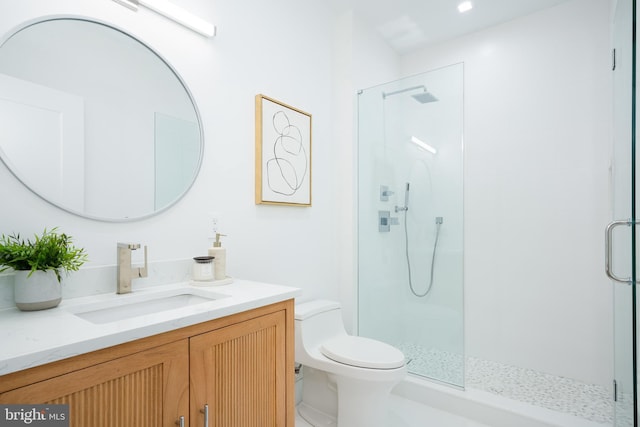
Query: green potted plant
[[0, 228, 87, 311]]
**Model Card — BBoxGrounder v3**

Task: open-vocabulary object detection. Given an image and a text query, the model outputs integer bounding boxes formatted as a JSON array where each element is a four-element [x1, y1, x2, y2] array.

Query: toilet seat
[[320, 336, 405, 369]]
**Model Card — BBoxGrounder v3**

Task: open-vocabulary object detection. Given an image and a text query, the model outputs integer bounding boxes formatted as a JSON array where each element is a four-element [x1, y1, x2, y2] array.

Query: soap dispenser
[[208, 233, 227, 281]]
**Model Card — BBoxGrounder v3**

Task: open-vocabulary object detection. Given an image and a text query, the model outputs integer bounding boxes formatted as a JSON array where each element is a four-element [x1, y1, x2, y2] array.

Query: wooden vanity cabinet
[[0, 340, 189, 427], [190, 309, 287, 427], [0, 299, 294, 427]]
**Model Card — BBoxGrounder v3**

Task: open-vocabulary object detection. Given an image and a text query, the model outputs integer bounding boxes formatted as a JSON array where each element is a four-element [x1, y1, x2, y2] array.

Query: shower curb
[[392, 376, 611, 427]]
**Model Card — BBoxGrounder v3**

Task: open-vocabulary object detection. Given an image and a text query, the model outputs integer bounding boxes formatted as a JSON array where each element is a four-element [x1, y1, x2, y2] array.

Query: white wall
[[0, 0, 341, 301], [332, 11, 402, 332], [399, 0, 613, 387]]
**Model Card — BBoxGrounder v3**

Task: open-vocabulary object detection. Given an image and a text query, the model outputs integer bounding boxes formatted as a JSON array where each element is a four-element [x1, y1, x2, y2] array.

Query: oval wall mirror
[[0, 18, 203, 221]]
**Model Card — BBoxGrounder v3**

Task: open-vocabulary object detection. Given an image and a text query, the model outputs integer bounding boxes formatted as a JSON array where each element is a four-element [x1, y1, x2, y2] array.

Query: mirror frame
[[0, 16, 205, 222]]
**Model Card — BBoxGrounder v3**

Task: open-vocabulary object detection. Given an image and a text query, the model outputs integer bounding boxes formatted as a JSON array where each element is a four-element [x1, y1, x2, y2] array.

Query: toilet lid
[[320, 336, 405, 369]]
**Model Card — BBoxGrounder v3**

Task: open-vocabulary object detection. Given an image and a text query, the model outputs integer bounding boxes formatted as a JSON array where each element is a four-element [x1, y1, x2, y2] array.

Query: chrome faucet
[[116, 243, 148, 294]]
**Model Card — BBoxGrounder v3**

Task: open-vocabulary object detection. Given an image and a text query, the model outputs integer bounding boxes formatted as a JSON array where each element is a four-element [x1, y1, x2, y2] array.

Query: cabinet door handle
[[200, 404, 209, 427], [175, 416, 185, 427]]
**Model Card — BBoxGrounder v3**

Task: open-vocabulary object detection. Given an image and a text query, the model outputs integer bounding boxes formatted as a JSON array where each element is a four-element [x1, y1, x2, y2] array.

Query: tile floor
[[399, 344, 612, 424], [465, 357, 612, 424]]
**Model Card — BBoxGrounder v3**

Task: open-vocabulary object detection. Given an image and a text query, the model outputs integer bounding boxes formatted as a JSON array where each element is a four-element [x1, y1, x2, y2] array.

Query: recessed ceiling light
[[458, 1, 473, 13]]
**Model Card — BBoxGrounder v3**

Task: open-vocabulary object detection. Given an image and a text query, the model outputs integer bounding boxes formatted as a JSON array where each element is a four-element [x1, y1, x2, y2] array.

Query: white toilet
[[295, 299, 407, 427]]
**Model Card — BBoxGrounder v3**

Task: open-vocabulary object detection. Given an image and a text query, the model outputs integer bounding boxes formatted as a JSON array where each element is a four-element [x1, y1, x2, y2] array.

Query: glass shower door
[[357, 64, 464, 387], [610, 0, 637, 425]]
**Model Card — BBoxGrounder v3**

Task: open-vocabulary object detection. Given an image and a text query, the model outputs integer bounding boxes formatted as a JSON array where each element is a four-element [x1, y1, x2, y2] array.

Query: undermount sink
[[67, 288, 228, 325]]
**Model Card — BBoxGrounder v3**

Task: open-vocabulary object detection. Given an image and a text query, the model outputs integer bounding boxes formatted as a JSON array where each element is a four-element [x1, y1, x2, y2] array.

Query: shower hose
[[404, 212, 442, 298]]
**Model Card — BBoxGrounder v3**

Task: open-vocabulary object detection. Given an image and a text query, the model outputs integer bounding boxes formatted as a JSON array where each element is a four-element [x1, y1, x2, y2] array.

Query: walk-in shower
[[357, 64, 464, 386], [358, 64, 614, 425]]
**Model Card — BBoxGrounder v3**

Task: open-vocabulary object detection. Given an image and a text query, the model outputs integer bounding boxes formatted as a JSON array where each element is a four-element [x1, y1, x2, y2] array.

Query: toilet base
[[334, 375, 396, 427], [298, 402, 336, 426], [298, 366, 403, 427]]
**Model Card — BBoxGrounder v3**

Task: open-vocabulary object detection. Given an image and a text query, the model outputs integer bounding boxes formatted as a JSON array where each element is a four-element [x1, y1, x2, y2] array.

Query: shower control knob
[[380, 185, 394, 201]]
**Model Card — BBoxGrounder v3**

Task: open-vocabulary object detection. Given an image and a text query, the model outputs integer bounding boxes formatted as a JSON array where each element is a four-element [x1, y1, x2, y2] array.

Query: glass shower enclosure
[[609, 0, 637, 425], [357, 63, 464, 386]]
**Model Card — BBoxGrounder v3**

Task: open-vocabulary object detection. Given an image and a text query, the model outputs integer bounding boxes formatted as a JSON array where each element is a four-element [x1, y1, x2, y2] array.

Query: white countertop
[[0, 279, 301, 376]]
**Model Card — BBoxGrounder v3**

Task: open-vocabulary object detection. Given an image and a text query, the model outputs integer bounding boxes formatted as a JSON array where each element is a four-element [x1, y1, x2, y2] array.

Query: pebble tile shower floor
[[399, 343, 613, 424]]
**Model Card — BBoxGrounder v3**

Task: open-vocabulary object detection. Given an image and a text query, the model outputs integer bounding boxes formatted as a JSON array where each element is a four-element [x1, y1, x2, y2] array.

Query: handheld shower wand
[[404, 182, 410, 209], [397, 180, 443, 298], [395, 183, 410, 213]]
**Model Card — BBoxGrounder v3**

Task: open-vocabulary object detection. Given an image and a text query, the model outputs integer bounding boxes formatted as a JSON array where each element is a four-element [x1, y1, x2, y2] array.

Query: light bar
[[113, 0, 216, 37], [411, 136, 437, 154], [457, 1, 473, 13]]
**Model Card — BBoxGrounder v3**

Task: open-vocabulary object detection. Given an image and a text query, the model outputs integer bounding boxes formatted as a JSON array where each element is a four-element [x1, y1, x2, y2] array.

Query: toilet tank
[[295, 300, 347, 349]]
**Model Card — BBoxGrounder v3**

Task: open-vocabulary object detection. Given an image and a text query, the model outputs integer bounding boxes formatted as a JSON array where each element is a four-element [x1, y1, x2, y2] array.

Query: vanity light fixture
[[112, 0, 216, 37], [457, 1, 473, 13], [411, 136, 437, 154]]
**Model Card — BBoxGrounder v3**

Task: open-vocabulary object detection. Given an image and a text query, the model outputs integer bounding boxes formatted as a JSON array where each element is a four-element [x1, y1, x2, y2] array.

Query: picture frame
[[255, 94, 312, 206]]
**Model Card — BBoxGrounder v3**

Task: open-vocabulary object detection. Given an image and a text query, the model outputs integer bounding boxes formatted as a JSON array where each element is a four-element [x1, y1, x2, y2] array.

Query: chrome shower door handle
[[605, 219, 633, 284]]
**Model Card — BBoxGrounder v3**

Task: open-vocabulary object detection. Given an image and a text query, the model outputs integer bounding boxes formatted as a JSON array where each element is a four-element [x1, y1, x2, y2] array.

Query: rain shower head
[[382, 85, 438, 104], [412, 91, 438, 104]]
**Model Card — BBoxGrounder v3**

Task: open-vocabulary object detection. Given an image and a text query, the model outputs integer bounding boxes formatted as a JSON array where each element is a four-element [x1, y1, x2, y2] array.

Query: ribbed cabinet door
[[190, 310, 286, 427], [0, 339, 190, 427]]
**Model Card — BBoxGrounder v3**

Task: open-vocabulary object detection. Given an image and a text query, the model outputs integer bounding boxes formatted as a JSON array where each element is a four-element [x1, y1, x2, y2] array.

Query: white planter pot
[[14, 270, 62, 311]]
